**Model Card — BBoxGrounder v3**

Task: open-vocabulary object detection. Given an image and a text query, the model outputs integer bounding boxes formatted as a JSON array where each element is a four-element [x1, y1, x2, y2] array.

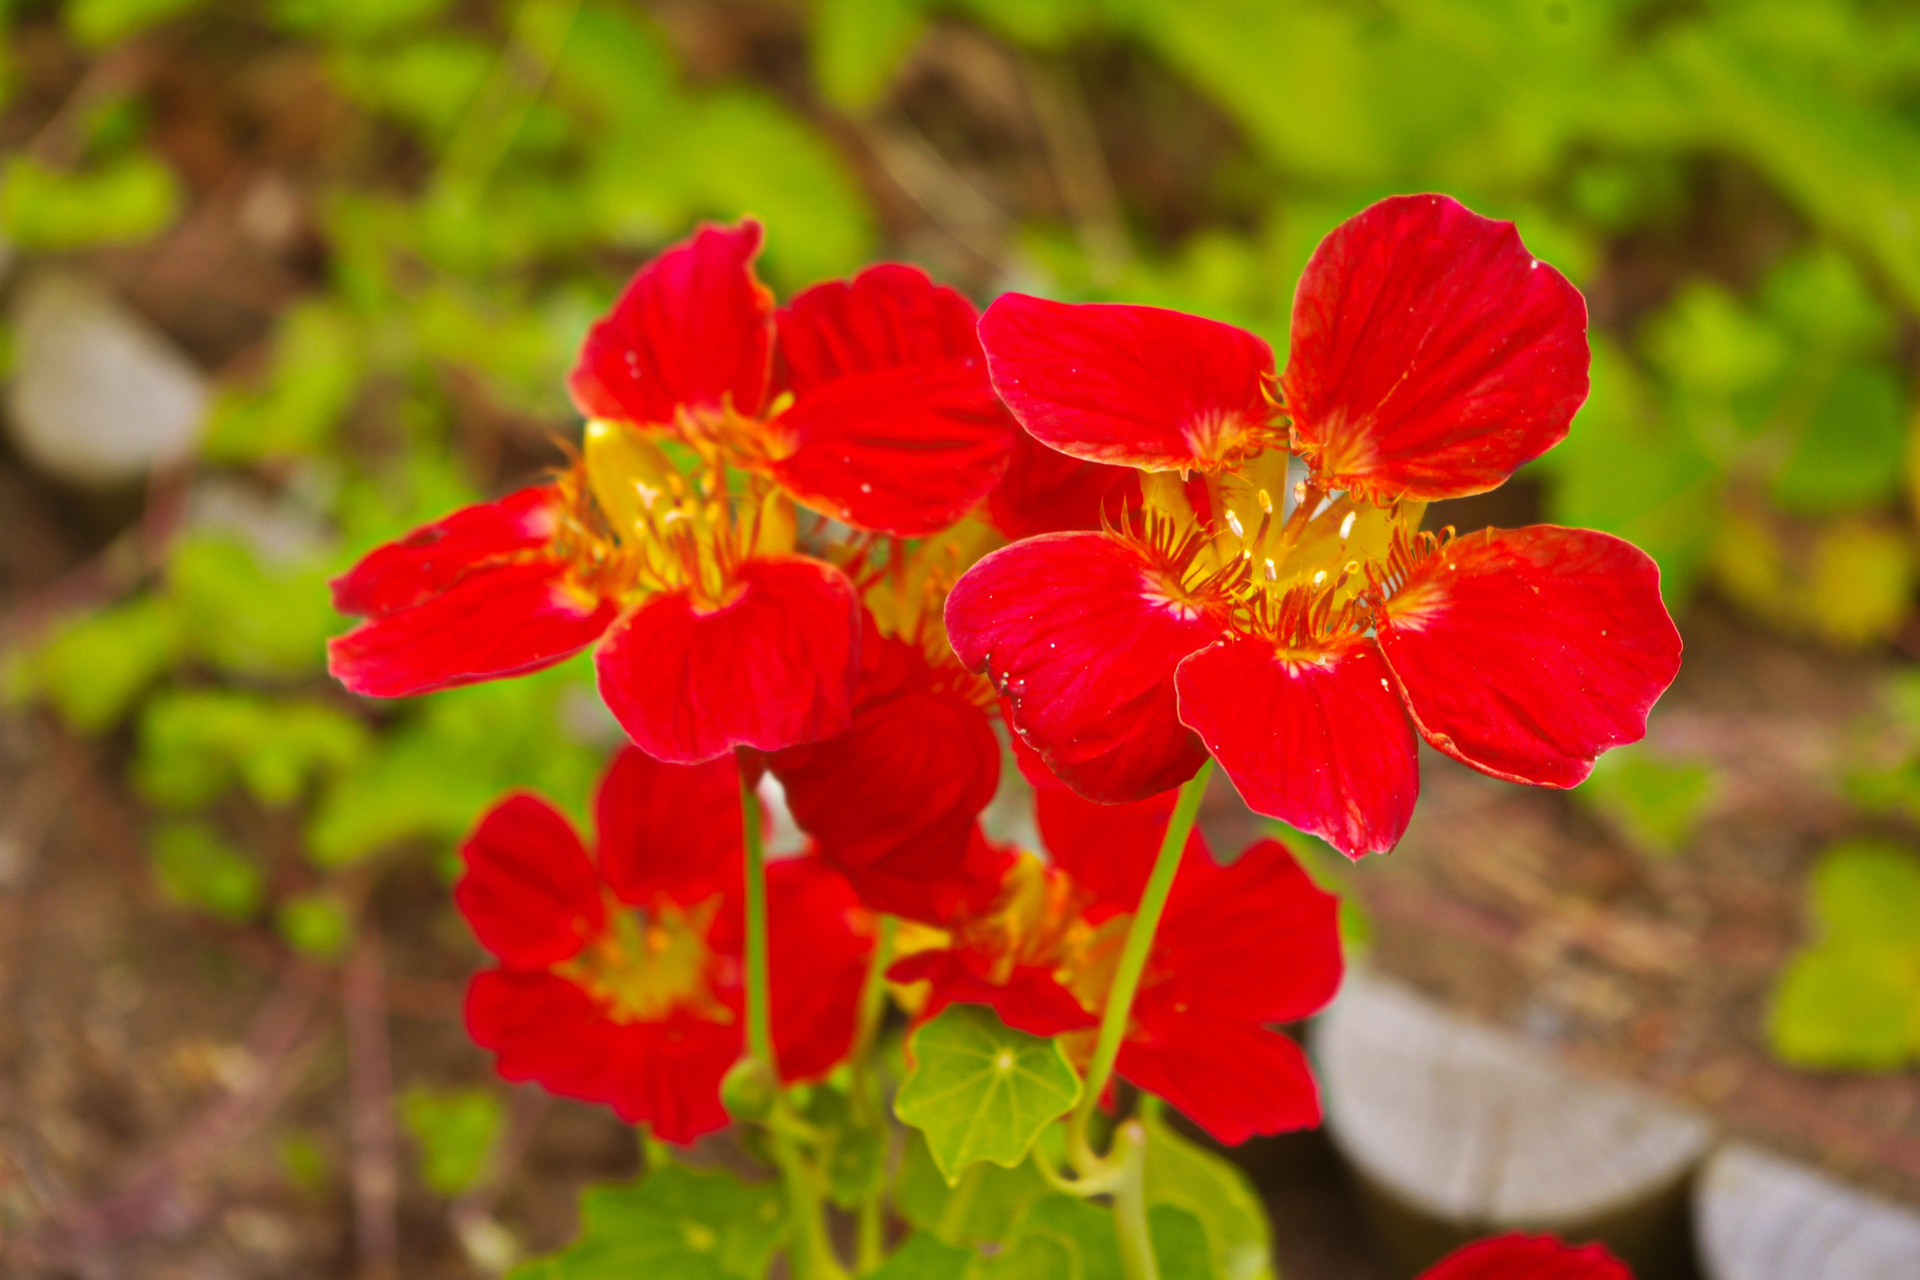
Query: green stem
[[738, 769, 776, 1072], [851, 916, 896, 1274], [1109, 1120, 1160, 1280], [934, 1162, 983, 1246], [738, 763, 846, 1280], [1068, 759, 1213, 1171]]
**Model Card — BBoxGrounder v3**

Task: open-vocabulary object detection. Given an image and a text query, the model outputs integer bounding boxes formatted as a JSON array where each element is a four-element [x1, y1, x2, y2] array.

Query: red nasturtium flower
[[1420, 1233, 1632, 1280], [884, 744, 1343, 1146], [455, 747, 871, 1144], [329, 220, 1015, 763], [946, 194, 1684, 857]]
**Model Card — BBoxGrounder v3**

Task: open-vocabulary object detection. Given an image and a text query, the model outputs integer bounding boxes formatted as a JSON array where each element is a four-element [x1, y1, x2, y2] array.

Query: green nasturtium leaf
[[1811, 839, 1920, 945], [509, 1165, 786, 1280], [868, 1231, 972, 1280], [400, 1085, 502, 1196], [895, 1130, 1049, 1248], [0, 153, 181, 249], [1150, 1204, 1217, 1280], [1141, 1104, 1273, 1280], [978, 1194, 1123, 1280], [894, 1004, 1081, 1185], [812, 0, 928, 109], [136, 689, 370, 811], [6, 595, 183, 732]]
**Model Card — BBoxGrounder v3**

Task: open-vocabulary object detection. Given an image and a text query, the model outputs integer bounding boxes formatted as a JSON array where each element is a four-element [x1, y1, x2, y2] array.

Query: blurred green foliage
[[1769, 838, 1920, 1069], [401, 1084, 503, 1196]]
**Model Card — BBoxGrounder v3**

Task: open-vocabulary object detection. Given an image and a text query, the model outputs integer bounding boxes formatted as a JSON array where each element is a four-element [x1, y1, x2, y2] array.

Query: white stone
[[5, 268, 207, 487], [1697, 1144, 1920, 1280], [1314, 969, 1715, 1226]]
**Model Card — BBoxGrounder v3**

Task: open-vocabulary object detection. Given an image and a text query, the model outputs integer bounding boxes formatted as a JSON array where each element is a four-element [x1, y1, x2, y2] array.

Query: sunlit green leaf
[[0, 152, 180, 250], [1810, 839, 1920, 946], [401, 1085, 502, 1197], [1768, 941, 1919, 1069], [1807, 518, 1912, 648], [1141, 1104, 1273, 1280], [203, 302, 365, 461], [510, 1165, 786, 1280], [150, 821, 264, 922], [66, 0, 204, 47], [895, 1004, 1081, 1185], [271, 0, 450, 42], [136, 689, 370, 810], [812, 0, 927, 109], [169, 536, 340, 679], [1150, 1204, 1216, 1280], [7, 596, 183, 731]]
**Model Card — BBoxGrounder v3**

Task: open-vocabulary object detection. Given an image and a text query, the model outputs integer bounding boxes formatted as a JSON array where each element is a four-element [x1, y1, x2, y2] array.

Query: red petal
[[596, 556, 861, 763], [1377, 526, 1683, 788], [595, 747, 742, 907], [567, 221, 774, 426], [945, 532, 1215, 803], [771, 361, 1015, 536], [767, 857, 873, 1082], [456, 794, 605, 968], [1419, 1234, 1633, 1280], [1035, 783, 1194, 918], [979, 293, 1277, 472], [828, 825, 1014, 925], [1118, 1016, 1320, 1145], [889, 951, 1098, 1038], [1283, 194, 1588, 502], [466, 969, 620, 1104], [331, 487, 560, 619], [987, 428, 1136, 540], [1146, 838, 1342, 1025], [600, 1014, 739, 1144], [1174, 633, 1418, 858], [771, 633, 1000, 882], [328, 560, 617, 698], [776, 262, 982, 393]]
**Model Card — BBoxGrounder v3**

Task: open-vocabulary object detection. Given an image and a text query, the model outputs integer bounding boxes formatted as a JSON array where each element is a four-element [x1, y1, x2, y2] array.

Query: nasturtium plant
[[894, 1004, 1083, 1185], [1769, 838, 1920, 1070], [512, 1165, 787, 1280], [401, 1085, 504, 1197]]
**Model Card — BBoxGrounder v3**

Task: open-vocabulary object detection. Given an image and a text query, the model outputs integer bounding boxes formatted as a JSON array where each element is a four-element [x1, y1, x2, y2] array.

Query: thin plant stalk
[[1068, 759, 1213, 1171], [739, 767, 847, 1280], [1109, 1120, 1160, 1280]]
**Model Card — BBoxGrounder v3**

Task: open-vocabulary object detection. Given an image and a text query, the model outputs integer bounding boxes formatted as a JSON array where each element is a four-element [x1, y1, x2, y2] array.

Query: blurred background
[[2, 1, 1920, 1277]]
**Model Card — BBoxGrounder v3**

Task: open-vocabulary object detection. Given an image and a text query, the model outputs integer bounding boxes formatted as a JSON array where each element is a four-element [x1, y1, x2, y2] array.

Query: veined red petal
[[331, 487, 561, 619], [980, 293, 1277, 472], [328, 560, 617, 698], [767, 857, 872, 1082], [888, 951, 1098, 1038], [1035, 783, 1192, 917], [600, 1014, 739, 1144], [595, 747, 743, 907], [829, 825, 1013, 925], [568, 221, 774, 427], [455, 794, 605, 969], [1117, 1016, 1320, 1146], [945, 532, 1216, 803], [771, 359, 1015, 536], [466, 969, 620, 1106], [596, 556, 861, 764], [1283, 194, 1588, 502], [1175, 633, 1418, 858], [776, 262, 982, 393], [771, 634, 1000, 882], [1418, 1234, 1633, 1280], [987, 428, 1135, 540], [1377, 526, 1682, 788], [1146, 838, 1342, 1025]]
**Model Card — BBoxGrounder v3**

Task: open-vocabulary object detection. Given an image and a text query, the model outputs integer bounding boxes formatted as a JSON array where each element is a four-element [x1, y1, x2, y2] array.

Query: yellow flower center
[[554, 894, 733, 1025]]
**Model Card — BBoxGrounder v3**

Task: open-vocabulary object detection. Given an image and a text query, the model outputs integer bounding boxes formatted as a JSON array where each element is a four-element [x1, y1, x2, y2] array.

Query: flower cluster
[[326, 200, 1676, 1277], [947, 195, 1683, 856]]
